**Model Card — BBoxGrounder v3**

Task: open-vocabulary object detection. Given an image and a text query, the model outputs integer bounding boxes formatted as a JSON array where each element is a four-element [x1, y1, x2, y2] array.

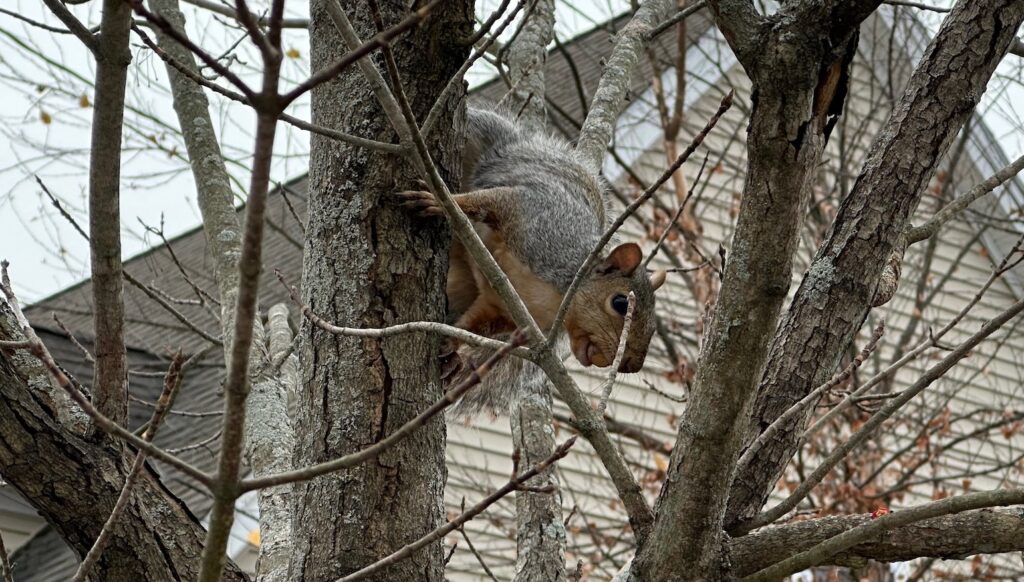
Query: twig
[[40, 0, 98, 51], [72, 353, 186, 582], [240, 335, 526, 491], [280, 0, 442, 105], [548, 91, 733, 346], [0, 6, 96, 36], [52, 314, 96, 363], [642, 152, 710, 269], [806, 232, 1024, 436], [646, 0, 707, 40], [597, 292, 636, 416], [124, 272, 224, 346], [733, 322, 885, 482], [458, 524, 500, 582], [337, 437, 577, 582], [132, 25, 402, 153], [422, 0, 527, 137], [743, 294, 1024, 534], [460, 0, 511, 46], [882, 0, 950, 12], [277, 182, 307, 236], [180, 0, 308, 28], [907, 152, 1024, 244], [275, 271, 527, 356], [128, 0, 256, 100]]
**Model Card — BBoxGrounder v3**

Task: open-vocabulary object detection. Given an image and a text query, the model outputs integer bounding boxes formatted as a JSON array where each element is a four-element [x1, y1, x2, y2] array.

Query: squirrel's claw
[[439, 337, 463, 380], [395, 189, 444, 219]]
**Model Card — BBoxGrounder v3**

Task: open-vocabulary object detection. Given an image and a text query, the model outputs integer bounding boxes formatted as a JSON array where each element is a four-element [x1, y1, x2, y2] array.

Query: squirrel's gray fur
[[462, 108, 610, 291], [449, 108, 611, 416]]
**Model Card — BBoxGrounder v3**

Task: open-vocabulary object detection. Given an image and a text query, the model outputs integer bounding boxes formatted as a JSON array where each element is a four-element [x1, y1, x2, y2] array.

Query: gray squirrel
[[398, 107, 666, 413]]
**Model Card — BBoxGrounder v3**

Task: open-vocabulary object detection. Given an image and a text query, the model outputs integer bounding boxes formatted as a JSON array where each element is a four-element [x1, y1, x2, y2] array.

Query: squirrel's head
[[565, 243, 667, 373]]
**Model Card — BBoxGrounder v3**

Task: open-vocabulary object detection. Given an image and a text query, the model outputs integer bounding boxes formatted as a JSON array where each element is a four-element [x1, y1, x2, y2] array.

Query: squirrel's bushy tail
[[448, 336, 568, 418]]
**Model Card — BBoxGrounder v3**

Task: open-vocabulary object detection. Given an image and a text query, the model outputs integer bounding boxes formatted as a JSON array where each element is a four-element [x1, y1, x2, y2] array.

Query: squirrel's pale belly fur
[[449, 222, 564, 336]]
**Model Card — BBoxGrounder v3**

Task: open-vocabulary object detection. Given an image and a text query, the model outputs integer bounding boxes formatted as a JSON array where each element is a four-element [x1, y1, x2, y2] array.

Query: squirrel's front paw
[[395, 189, 445, 218]]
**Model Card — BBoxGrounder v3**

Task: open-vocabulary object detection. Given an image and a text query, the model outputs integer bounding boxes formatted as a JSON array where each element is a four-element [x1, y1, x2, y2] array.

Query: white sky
[[0, 0, 1019, 303]]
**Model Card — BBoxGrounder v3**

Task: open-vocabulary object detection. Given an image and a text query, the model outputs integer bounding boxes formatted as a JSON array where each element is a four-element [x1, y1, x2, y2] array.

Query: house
[[3, 7, 1023, 580]]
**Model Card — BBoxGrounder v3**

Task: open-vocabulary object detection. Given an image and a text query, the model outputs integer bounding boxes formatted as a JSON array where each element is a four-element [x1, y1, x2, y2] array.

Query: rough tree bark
[[632, 1, 872, 578], [726, 0, 1024, 531], [0, 302, 248, 582], [289, 1, 472, 580], [730, 508, 1024, 577]]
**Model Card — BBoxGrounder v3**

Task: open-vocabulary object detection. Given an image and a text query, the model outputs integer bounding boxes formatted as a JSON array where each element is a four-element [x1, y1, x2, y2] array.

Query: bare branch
[[549, 92, 732, 345], [40, 0, 98, 50], [744, 294, 1024, 534], [337, 437, 577, 582], [240, 335, 525, 491], [575, 0, 676, 170], [244, 304, 295, 582], [128, 0, 257, 99], [907, 152, 1024, 244], [745, 489, 1024, 581], [647, 0, 707, 40], [733, 322, 885, 481], [276, 271, 524, 355], [280, 0, 442, 106], [180, 0, 308, 27], [72, 353, 185, 582], [596, 292, 636, 416]]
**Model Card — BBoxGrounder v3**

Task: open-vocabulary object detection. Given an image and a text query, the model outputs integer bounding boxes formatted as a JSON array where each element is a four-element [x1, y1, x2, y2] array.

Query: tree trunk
[[725, 0, 1024, 531], [289, 1, 472, 580], [0, 302, 248, 582], [632, 2, 866, 577]]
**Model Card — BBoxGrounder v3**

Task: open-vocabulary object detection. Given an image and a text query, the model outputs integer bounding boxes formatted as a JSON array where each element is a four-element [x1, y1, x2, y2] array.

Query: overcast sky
[[2, 0, 1018, 304]]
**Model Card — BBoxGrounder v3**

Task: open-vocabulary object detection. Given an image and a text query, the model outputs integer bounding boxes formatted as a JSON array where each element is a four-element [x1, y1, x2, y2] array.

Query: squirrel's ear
[[649, 269, 667, 290], [599, 243, 643, 276]]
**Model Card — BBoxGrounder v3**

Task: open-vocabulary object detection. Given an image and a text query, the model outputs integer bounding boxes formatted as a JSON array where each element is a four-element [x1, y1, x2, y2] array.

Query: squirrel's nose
[[618, 355, 644, 373]]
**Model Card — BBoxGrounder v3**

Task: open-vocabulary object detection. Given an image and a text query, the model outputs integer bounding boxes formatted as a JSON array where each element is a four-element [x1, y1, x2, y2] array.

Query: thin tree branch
[[72, 352, 185, 582], [276, 271, 525, 356], [597, 292, 636, 416], [575, 0, 677, 170], [132, 24, 402, 153], [805, 231, 1024, 436], [279, 0, 442, 106], [647, 0, 707, 40], [337, 437, 577, 582], [733, 322, 885, 482], [88, 0, 134, 427], [40, 0, 98, 51], [743, 294, 1024, 534], [240, 335, 525, 491], [549, 92, 732, 346], [180, 0, 309, 27], [907, 152, 1024, 244]]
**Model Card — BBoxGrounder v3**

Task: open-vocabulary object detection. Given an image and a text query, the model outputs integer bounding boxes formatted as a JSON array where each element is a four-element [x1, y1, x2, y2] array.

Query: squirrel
[[397, 107, 666, 413]]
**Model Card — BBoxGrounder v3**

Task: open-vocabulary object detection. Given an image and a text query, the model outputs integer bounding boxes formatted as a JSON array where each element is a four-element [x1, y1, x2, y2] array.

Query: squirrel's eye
[[611, 294, 629, 316]]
